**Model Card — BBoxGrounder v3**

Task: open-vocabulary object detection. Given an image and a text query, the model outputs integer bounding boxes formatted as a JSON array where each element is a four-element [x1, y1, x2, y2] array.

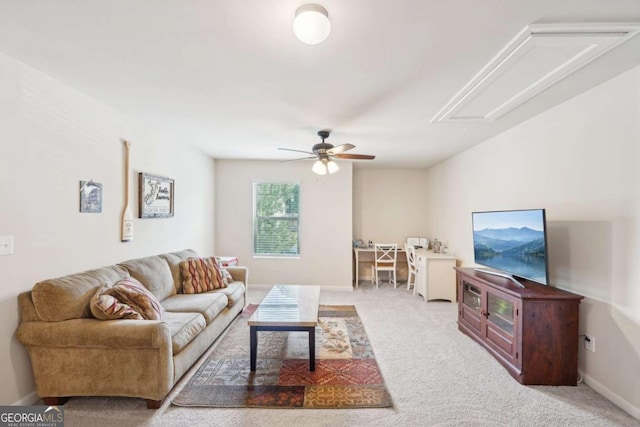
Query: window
[[253, 182, 300, 257]]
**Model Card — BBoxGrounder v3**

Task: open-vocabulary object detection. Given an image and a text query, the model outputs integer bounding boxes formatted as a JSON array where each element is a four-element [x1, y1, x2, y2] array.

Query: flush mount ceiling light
[[293, 4, 331, 45]]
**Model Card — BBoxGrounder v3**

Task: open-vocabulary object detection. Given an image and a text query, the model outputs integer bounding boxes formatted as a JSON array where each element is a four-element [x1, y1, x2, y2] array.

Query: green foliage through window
[[253, 182, 300, 256]]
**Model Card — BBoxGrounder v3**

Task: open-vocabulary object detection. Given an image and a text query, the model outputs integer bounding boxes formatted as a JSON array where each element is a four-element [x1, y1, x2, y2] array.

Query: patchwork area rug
[[172, 305, 393, 408]]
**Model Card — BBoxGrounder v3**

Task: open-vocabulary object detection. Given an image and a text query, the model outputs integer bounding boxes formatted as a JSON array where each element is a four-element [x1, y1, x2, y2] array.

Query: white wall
[[215, 160, 353, 289], [423, 65, 640, 418], [0, 52, 216, 404], [353, 168, 430, 244]]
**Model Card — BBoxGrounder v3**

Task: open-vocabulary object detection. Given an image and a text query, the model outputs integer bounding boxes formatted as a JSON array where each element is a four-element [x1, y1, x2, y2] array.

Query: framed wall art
[[79, 180, 102, 213], [138, 173, 174, 218]]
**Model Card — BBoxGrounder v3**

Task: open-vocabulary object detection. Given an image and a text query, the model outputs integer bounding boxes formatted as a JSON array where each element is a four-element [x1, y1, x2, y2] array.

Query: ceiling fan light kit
[[279, 130, 375, 175], [312, 159, 327, 175], [326, 159, 339, 174], [312, 158, 339, 175], [293, 4, 331, 45]]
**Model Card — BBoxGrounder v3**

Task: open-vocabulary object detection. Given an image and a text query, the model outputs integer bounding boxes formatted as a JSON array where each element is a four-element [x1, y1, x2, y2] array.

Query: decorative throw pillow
[[90, 284, 143, 320], [110, 277, 164, 320], [221, 266, 233, 285], [180, 257, 227, 294], [216, 257, 234, 285]]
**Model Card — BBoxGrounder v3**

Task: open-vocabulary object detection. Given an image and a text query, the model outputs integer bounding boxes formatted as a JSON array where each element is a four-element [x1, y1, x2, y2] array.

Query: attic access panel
[[431, 23, 640, 123]]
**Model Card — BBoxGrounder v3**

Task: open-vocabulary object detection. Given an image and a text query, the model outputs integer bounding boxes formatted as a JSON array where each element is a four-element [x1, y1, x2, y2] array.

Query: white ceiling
[[1, 1, 639, 168]]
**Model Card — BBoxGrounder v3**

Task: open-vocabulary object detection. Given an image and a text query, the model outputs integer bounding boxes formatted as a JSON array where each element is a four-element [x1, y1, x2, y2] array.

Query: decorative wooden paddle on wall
[[121, 139, 134, 242]]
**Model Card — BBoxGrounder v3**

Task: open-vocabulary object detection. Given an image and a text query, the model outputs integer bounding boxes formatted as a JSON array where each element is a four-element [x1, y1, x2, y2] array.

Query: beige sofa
[[17, 249, 247, 409]]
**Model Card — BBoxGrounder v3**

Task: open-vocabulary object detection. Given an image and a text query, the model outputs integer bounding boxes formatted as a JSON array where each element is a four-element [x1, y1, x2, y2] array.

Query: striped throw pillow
[[90, 284, 143, 320], [110, 277, 164, 320], [216, 257, 234, 284], [180, 257, 228, 294]]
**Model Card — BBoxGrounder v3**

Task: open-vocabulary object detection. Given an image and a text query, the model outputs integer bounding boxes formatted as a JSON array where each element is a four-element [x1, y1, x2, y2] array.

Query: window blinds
[[253, 182, 300, 257]]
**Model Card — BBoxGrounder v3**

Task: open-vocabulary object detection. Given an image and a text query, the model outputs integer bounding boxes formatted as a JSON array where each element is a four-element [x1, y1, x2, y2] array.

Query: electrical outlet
[[584, 335, 595, 352]]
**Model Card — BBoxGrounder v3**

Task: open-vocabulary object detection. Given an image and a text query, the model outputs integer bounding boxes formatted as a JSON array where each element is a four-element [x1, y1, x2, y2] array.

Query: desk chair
[[372, 243, 398, 288], [405, 243, 417, 293]]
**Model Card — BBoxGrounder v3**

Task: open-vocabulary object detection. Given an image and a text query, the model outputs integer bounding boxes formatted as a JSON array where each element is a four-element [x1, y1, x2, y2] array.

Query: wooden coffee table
[[248, 284, 320, 371]]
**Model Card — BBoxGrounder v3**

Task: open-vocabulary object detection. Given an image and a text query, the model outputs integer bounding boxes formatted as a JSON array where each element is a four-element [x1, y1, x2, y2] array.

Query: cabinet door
[[484, 289, 519, 366], [459, 278, 482, 335], [427, 259, 457, 301], [415, 255, 427, 301]]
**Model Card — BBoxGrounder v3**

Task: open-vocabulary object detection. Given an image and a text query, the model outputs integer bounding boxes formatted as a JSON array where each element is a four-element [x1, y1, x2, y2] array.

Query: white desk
[[353, 247, 407, 288], [414, 249, 457, 302]]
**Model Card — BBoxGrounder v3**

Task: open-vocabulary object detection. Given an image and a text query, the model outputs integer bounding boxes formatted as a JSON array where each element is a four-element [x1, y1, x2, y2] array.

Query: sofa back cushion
[[32, 265, 129, 321], [161, 249, 199, 294], [119, 255, 175, 301]]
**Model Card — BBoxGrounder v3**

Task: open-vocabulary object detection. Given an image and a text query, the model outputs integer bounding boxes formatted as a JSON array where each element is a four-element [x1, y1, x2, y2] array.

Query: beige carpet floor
[[62, 283, 639, 427]]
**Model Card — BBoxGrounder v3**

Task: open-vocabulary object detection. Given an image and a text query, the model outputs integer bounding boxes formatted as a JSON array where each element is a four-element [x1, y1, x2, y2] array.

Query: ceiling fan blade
[[333, 153, 376, 160], [278, 147, 314, 155], [280, 156, 317, 163], [326, 143, 355, 155]]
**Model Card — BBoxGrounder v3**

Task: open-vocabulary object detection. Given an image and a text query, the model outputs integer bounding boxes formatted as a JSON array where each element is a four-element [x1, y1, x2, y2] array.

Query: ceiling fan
[[278, 130, 375, 175]]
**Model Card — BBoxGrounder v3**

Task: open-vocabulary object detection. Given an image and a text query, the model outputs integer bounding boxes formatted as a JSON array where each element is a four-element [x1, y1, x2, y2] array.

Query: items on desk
[[406, 237, 429, 249], [432, 239, 445, 253], [352, 239, 377, 249]]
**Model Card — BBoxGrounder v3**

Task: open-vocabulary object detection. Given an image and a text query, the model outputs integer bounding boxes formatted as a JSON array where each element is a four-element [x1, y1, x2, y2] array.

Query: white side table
[[217, 256, 238, 267]]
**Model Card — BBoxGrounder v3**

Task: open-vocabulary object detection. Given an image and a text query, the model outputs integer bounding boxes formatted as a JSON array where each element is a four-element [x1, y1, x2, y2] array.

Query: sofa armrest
[[226, 266, 248, 286], [17, 318, 171, 349], [18, 291, 40, 322], [19, 318, 174, 402]]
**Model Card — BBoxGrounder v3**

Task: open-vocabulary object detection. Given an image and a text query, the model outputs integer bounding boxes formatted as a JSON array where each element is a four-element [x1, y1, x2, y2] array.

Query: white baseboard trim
[[12, 391, 39, 406], [320, 285, 353, 292], [583, 373, 639, 420], [248, 284, 353, 292]]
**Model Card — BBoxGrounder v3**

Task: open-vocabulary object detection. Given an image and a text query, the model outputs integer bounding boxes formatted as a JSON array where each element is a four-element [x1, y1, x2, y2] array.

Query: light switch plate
[[0, 236, 14, 255]]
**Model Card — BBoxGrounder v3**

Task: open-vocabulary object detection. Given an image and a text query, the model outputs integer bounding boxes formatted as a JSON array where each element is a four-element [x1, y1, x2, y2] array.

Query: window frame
[[252, 181, 301, 258]]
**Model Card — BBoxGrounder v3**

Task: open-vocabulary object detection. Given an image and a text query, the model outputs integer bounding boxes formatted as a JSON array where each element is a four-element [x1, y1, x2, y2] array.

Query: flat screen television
[[472, 209, 549, 286]]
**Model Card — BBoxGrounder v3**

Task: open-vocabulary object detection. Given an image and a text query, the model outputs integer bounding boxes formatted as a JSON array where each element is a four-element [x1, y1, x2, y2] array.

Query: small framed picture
[[79, 180, 102, 213], [138, 173, 174, 218]]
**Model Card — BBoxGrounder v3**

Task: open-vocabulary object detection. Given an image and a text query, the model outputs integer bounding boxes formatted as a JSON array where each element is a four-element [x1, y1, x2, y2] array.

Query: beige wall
[[215, 160, 353, 289], [423, 65, 640, 418], [353, 168, 430, 245], [3, 43, 637, 418], [0, 52, 216, 404]]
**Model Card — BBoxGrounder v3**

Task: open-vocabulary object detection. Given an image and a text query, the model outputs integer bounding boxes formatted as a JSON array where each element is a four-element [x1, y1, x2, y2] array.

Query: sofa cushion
[[207, 281, 246, 307], [162, 311, 206, 354], [119, 255, 176, 301], [32, 265, 130, 321], [161, 293, 228, 324], [111, 277, 164, 320], [160, 249, 199, 294], [180, 257, 228, 294], [90, 284, 143, 320]]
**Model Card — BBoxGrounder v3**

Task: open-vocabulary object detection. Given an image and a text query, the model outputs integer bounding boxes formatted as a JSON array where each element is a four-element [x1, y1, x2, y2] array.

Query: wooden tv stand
[[455, 267, 584, 385]]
